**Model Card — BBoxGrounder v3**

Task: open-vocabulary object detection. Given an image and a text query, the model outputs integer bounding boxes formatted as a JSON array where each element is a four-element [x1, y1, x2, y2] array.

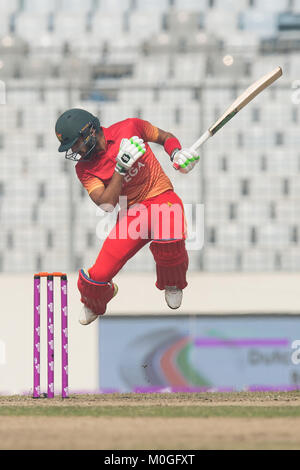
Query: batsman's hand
[[115, 136, 146, 175], [172, 148, 200, 174]]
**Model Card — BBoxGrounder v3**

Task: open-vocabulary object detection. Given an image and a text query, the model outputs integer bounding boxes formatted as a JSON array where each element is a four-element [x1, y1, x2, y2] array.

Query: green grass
[[1, 405, 300, 418]]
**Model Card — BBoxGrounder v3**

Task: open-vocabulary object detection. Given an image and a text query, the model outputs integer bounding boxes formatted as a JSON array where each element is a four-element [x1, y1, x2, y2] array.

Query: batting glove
[[115, 136, 146, 175], [171, 149, 200, 174]]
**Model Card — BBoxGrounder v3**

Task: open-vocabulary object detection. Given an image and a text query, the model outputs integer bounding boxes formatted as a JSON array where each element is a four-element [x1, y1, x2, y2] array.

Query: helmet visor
[[65, 135, 97, 161], [58, 136, 78, 153]]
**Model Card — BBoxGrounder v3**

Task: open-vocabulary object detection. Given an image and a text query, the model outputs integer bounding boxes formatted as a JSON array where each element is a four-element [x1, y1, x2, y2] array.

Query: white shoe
[[79, 305, 98, 326], [165, 286, 183, 309], [79, 283, 118, 325]]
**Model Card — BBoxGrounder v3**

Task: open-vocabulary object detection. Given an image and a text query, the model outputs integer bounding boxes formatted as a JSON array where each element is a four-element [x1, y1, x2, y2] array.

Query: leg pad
[[150, 240, 189, 290], [77, 269, 115, 315]]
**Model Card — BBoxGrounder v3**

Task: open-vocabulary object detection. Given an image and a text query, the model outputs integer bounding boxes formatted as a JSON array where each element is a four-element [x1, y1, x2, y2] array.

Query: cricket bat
[[174, 66, 282, 169]]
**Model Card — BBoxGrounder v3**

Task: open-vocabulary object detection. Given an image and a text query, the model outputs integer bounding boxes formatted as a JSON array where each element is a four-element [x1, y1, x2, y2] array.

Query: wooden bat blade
[[209, 66, 282, 136]]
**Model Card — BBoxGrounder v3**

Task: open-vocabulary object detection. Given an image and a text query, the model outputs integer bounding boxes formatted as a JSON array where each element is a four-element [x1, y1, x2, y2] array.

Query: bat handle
[[189, 130, 212, 152], [173, 130, 212, 171]]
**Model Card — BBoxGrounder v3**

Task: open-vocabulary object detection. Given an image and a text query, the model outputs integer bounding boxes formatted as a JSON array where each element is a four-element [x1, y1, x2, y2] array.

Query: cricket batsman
[[55, 109, 200, 325]]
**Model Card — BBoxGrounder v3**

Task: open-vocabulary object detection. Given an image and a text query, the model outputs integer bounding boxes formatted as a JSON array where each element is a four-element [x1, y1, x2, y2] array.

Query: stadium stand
[[0, 0, 298, 273]]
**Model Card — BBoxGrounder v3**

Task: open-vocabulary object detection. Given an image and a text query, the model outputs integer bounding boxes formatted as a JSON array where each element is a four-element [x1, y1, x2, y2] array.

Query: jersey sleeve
[[131, 118, 159, 143], [76, 166, 104, 195]]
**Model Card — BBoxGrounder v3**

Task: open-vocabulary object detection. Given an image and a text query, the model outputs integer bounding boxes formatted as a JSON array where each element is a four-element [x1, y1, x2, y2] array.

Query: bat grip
[[189, 130, 212, 152], [173, 130, 211, 170]]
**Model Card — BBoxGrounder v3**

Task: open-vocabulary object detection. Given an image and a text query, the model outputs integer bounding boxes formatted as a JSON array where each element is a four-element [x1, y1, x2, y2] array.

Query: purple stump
[[61, 275, 68, 398], [47, 275, 54, 398], [33, 275, 41, 398]]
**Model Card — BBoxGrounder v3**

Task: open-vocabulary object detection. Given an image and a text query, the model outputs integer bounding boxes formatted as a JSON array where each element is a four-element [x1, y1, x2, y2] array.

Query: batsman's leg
[[150, 239, 189, 290], [150, 239, 189, 309], [149, 190, 188, 309], [78, 210, 149, 324], [77, 269, 118, 325]]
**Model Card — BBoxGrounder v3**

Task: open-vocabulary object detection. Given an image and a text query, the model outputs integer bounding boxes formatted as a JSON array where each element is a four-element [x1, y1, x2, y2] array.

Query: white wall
[[110, 272, 300, 314], [1, 272, 300, 395]]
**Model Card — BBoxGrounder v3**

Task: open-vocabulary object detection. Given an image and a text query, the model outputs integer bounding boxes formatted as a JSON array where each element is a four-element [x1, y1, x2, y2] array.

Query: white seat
[[214, 0, 250, 9], [135, 0, 169, 10], [128, 11, 163, 40], [2, 200, 33, 225], [160, 88, 196, 104], [15, 13, 49, 42], [173, 0, 207, 10], [292, 0, 300, 12], [5, 132, 36, 156], [0, 16, 11, 36], [259, 223, 290, 248], [172, 57, 205, 84], [90, 12, 123, 41], [238, 11, 277, 36], [53, 14, 87, 40], [238, 201, 270, 225], [133, 59, 169, 84], [253, 0, 288, 12], [174, 171, 201, 203], [97, 0, 130, 11], [267, 151, 298, 176], [242, 249, 276, 271], [206, 176, 240, 200], [90, 103, 121, 126], [37, 206, 69, 228], [58, 0, 93, 12], [119, 89, 153, 105], [287, 176, 300, 198], [204, 201, 228, 225], [5, 90, 40, 106], [281, 249, 300, 271], [276, 201, 300, 222], [250, 176, 283, 198], [205, 10, 239, 33], [219, 224, 253, 248], [24, 0, 53, 13], [203, 247, 238, 271], [1, 0, 19, 13]]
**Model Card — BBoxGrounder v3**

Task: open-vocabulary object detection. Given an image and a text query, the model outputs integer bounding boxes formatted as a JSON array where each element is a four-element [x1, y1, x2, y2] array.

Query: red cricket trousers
[[88, 190, 189, 290]]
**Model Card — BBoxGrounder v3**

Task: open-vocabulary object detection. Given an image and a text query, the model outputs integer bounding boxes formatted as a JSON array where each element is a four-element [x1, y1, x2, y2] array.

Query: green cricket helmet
[[55, 108, 101, 161]]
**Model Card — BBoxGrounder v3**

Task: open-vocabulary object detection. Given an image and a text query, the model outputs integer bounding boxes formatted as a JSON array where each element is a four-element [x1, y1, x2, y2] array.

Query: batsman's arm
[[134, 118, 200, 172], [139, 123, 179, 151], [146, 125, 200, 173], [86, 137, 145, 210], [149, 128, 178, 146], [154, 128, 183, 165], [89, 173, 124, 211], [133, 118, 178, 150]]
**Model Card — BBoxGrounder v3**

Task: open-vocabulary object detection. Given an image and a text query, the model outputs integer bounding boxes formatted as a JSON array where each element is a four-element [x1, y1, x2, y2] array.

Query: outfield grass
[[1, 405, 300, 418], [1, 393, 300, 449]]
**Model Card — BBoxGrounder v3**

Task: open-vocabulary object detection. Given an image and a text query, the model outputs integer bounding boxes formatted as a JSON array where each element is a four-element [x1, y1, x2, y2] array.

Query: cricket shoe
[[165, 286, 183, 310], [79, 283, 118, 325]]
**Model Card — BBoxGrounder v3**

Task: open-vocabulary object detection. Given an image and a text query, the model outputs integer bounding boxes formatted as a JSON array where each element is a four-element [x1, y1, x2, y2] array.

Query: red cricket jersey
[[75, 118, 173, 207]]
